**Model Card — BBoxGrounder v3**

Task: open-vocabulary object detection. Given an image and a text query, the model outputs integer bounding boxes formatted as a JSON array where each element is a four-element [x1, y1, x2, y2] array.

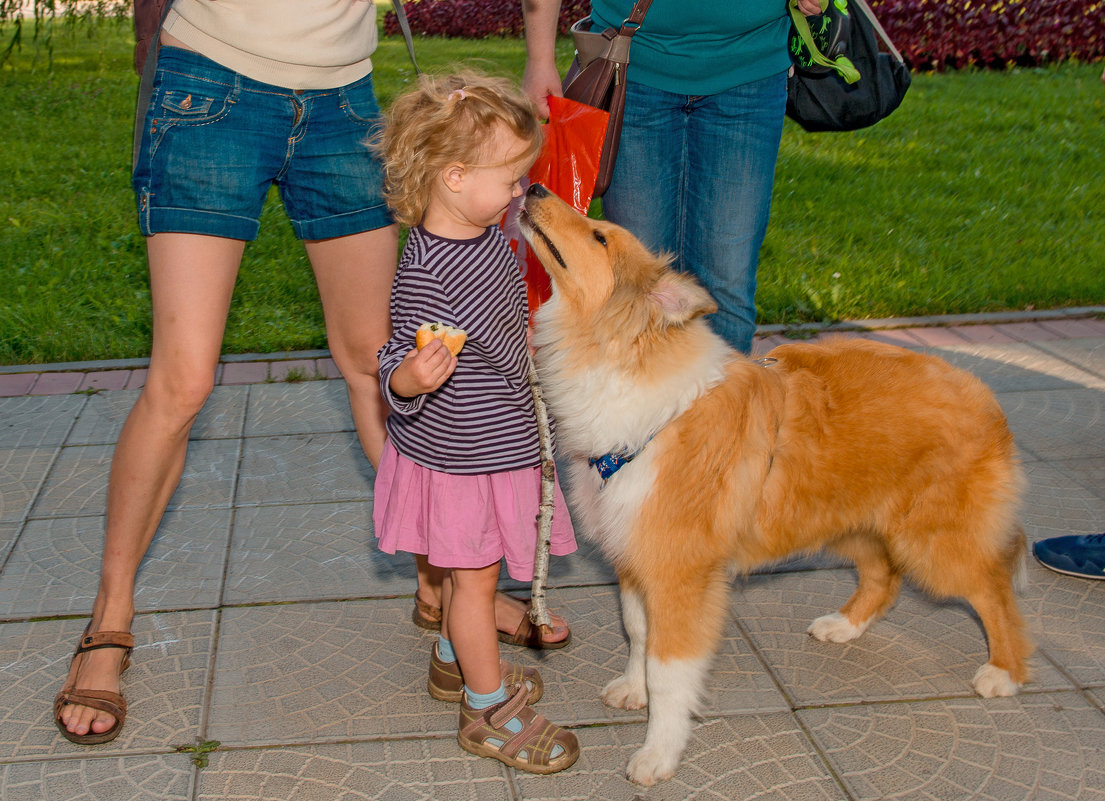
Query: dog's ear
[[648, 270, 718, 325]]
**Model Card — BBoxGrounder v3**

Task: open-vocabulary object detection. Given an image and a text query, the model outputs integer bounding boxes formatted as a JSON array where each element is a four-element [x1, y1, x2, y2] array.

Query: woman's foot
[[494, 593, 572, 650], [54, 627, 133, 744], [413, 590, 571, 649]]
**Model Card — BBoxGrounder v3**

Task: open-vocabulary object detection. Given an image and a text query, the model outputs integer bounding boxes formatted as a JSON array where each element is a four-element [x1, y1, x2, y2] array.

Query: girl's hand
[[797, 0, 823, 14], [389, 341, 457, 398]]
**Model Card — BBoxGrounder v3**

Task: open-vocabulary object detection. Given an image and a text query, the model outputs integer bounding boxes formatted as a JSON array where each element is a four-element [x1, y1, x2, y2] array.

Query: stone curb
[[3, 307, 1101, 379], [2, 308, 1104, 398], [0, 348, 334, 377], [752, 305, 1105, 336]]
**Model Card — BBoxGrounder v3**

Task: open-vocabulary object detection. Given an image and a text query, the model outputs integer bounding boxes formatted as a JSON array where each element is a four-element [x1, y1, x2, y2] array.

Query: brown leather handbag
[[561, 0, 653, 198], [132, 0, 171, 75]]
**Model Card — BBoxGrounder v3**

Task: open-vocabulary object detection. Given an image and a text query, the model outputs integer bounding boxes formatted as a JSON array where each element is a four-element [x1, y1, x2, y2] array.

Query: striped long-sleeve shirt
[[377, 225, 542, 475]]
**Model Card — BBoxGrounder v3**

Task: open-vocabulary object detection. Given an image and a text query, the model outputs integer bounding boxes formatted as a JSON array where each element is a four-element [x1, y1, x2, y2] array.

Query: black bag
[[562, 0, 653, 198], [786, 0, 911, 132]]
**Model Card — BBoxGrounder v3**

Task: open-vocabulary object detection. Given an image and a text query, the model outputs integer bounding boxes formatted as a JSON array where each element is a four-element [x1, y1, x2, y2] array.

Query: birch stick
[[527, 354, 555, 634]]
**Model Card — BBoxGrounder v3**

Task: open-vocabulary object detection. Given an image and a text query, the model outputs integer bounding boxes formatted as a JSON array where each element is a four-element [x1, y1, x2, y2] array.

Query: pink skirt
[[373, 441, 577, 581]]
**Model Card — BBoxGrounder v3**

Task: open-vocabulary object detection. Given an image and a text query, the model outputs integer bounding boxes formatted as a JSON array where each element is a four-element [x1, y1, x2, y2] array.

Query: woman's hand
[[522, 0, 565, 119], [388, 341, 457, 398], [797, 0, 823, 14]]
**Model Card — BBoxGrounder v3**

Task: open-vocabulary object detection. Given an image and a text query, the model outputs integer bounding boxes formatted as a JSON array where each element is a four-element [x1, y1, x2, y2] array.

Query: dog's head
[[518, 184, 717, 351]]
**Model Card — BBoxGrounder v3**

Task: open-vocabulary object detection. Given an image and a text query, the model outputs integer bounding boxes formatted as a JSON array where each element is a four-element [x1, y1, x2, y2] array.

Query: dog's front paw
[[808, 611, 869, 643], [626, 745, 679, 786], [602, 674, 648, 710], [972, 663, 1020, 698]]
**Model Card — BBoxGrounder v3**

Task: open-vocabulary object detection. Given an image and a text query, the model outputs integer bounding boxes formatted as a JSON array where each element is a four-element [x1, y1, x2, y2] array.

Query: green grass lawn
[[1, 19, 1103, 365]]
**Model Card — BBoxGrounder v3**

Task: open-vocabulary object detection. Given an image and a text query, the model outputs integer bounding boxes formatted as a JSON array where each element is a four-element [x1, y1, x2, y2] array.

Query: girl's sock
[[437, 635, 456, 663], [464, 682, 563, 757], [465, 683, 510, 710], [464, 683, 522, 733]]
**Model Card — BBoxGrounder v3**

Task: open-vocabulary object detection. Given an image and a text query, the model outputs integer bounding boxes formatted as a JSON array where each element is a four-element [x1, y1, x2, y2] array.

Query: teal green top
[[589, 1, 792, 95]]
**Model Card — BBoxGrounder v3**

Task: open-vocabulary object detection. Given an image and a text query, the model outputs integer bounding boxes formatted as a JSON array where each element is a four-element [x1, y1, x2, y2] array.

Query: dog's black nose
[[527, 183, 549, 198]]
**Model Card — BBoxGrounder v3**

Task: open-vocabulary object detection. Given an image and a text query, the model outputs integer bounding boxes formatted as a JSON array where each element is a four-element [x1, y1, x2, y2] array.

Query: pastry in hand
[[415, 322, 467, 356]]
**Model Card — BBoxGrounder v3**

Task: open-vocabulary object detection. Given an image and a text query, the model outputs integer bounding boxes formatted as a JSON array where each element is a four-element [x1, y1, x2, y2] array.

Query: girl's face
[[431, 125, 535, 238]]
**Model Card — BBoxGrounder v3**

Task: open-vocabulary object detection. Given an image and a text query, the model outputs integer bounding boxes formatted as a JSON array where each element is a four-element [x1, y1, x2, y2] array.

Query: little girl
[[371, 72, 579, 775]]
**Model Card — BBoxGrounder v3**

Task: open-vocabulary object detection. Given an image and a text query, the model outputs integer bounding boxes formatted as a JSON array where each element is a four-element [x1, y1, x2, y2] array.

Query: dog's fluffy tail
[[1009, 523, 1029, 594]]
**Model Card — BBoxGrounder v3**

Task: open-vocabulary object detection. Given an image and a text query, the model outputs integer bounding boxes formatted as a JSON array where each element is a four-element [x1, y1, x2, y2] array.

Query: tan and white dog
[[518, 184, 1031, 786]]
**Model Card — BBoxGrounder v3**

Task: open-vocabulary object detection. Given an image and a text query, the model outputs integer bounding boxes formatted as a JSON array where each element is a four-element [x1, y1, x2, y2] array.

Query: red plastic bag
[[502, 95, 609, 315]]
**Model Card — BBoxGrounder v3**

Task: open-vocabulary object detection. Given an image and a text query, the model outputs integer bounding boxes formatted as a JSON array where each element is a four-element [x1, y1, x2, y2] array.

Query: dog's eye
[[592, 230, 607, 247]]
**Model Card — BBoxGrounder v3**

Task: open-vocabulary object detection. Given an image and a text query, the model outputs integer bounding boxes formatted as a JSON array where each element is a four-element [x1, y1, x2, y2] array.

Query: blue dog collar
[[587, 359, 775, 487], [588, 436, 654, 487]]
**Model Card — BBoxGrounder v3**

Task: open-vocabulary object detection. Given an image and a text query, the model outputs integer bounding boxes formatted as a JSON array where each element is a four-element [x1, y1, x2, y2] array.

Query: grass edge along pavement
[[2, 21, 1103, 364], [3, 308, 1104, 398]]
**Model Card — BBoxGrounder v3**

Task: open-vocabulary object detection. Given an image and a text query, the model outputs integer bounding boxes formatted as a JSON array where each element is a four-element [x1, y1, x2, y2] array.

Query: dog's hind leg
[[602, 575, 649, 710], [809, 533, 901, 643], [908, 522, 1031, 697], [967, 579, 1031, 697], [623, 566, 731, 787], [963, 537, 1032, 697]]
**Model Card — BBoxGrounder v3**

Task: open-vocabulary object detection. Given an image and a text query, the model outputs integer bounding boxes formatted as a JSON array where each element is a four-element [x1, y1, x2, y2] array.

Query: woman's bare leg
[[59, 233, 244, 738], [305, 226, 398, 469]]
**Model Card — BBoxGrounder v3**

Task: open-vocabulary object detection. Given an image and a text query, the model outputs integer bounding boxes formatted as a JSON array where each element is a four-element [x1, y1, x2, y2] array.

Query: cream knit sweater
[[163, 0, 378, 89]]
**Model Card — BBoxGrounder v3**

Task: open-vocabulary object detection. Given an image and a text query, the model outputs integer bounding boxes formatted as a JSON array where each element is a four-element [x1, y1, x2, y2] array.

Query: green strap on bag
[[788, 0, 861, 84]]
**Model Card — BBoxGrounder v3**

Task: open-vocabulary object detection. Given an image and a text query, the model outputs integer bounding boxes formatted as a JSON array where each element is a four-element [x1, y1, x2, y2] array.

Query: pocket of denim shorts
[[339, 75, 382, 127], [160, 89, 215, 117], [148, 78, 237, 156]]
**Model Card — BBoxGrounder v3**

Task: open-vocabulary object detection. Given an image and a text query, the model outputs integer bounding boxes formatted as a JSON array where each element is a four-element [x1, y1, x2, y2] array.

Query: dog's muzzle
[[521, 185, 568, 271]]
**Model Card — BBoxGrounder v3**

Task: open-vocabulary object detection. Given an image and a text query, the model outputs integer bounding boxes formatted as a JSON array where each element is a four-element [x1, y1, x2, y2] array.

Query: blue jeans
[[602, 71, 788, 353]]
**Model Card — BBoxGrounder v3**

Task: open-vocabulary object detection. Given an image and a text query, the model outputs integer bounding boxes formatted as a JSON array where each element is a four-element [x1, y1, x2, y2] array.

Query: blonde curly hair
[[369, 71, 544, 227]]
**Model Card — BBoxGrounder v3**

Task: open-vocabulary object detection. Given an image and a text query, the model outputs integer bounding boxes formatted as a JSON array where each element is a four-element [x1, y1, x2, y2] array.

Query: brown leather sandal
[[498, 607, 571, 650], [413, 592, 571, 650], [458, 685, 579, 775], [427, 643, 543, 704], [53, 628, 134, 745], [412, 595, 442, 631]]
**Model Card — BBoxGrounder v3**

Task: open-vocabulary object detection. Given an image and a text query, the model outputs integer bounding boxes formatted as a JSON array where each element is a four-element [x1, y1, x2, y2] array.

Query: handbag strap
[[789, 0, 905, 79], [850, 0, 905, 64], [598, 0, 654, 64], [788, 0, 860, 84], [618, 0, 653, 46], [132, 1, 422, 171], [390, 0, 422, 76], [623, 0, 654, 28], [132, 0, 174, 172]]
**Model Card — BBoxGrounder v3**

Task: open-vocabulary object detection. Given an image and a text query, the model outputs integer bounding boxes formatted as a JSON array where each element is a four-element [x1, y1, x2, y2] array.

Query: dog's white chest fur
[[563, 448, 658, 561], [540, 326, 729, 561]]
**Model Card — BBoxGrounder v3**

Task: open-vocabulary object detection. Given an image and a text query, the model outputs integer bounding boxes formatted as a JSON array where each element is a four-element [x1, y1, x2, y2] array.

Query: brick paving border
[[2, 309, 1103, 398]]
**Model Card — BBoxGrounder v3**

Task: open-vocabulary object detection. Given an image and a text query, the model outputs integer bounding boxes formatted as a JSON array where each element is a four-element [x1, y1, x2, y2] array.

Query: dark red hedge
[[383, 0, 1105, 71], [872, 0, 1105, 70], [383, 0, 591, 39]]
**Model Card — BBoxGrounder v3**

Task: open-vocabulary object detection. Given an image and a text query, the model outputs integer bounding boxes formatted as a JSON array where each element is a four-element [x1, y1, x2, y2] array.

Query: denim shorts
[[133, 46, 392, 241]]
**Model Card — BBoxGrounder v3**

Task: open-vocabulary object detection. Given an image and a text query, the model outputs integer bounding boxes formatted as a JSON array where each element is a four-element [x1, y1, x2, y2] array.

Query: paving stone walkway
[[1, 310, 1104, 800]]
